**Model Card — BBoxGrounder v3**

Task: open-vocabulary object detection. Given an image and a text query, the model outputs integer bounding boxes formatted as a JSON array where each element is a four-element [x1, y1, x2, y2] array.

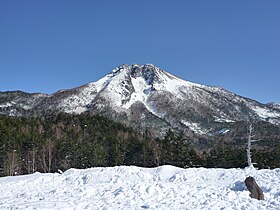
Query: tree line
[[0, 112, 279, 176]]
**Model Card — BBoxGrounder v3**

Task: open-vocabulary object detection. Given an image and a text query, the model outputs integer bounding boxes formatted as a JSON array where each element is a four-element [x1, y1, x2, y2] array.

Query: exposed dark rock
[[245, 176, 264, 200]]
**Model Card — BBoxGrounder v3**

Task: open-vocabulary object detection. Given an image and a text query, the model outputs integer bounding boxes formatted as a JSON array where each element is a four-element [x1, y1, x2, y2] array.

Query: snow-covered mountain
[[1, 64, 280, 136]]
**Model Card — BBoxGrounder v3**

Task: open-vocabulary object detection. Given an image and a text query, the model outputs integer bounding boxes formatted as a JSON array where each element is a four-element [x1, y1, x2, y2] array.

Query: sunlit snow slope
[[0, 166, 280, 209], [1, 64, 280, 136]]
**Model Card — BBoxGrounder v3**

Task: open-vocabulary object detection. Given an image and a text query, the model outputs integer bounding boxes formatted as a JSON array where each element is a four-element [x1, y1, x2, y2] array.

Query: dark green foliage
[[0, 113, 159, 176], [161, 130, 201, 168], [0, 113, 280, 177], [205, 140, 247, 168]]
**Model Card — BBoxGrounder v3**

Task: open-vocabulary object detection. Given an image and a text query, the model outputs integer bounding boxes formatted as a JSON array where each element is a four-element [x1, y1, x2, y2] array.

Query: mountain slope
[[1, 64, 280, 136]]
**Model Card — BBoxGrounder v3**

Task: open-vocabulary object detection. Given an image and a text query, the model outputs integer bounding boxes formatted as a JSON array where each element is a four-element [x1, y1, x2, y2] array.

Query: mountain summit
[[1, 64, 280, 137]]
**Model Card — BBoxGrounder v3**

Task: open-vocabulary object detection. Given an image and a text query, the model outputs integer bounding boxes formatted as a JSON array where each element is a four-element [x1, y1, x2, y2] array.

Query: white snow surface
[[181, 120, 210, 135], [123, 76, 152, 111], [39, 64, 280, 125], [0, 165, 280, 210], [57, 64, 206, 114], [251, 106, 280, 119], [0, 102, 13, 108]]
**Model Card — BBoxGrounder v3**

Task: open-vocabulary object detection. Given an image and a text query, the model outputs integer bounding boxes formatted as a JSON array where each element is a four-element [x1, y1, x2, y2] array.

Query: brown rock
[[245, 176, 264, 200]]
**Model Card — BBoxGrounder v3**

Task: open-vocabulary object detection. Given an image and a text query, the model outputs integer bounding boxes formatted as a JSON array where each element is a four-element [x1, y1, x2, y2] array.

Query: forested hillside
[[0, 113, 280, 177]]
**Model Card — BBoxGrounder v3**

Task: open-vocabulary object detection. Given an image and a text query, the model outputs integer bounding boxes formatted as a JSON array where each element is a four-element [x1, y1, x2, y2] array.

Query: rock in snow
[[0, 165, 280, 209]]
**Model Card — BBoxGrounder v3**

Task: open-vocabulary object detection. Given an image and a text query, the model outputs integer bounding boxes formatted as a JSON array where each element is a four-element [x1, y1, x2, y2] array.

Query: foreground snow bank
[[0, 166, 280, 209]]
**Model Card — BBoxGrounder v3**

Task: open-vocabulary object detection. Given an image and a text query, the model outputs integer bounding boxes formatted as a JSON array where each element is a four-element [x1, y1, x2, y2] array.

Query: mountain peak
[[132, 64, 162, 85], [110, 63, 168, 85], [1, 63, 280, 138]]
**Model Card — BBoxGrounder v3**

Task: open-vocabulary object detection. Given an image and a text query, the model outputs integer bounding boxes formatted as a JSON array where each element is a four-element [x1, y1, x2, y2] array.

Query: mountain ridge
[[1, 64, 280, 137]]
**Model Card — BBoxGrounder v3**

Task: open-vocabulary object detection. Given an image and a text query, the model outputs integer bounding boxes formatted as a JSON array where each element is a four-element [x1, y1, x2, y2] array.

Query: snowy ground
[[0, 166, 280, 210]]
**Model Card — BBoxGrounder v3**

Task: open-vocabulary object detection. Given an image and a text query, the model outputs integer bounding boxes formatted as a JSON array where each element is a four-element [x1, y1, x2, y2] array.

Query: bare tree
[[4, 150, 20, 176], [246, 124, 260, 167], [39, 139, 55, 173], [151, 140, 162, 166], [31, 146, 36, 173], [24, 146, 37, 174]]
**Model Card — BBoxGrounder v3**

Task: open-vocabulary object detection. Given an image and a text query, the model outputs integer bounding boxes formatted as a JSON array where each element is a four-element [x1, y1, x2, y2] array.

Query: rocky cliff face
[[1, 64, 280, 137]]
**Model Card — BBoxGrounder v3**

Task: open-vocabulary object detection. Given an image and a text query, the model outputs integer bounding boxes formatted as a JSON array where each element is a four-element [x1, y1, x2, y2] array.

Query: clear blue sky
[[0, 0, 279, 103]]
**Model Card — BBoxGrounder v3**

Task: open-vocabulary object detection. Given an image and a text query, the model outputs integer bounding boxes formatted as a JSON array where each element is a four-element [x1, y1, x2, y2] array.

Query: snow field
[[0, 165, 280, 209]]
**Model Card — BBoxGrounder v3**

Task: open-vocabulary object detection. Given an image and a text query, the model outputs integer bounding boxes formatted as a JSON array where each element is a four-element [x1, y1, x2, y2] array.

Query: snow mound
[[0, 166, 280, 209]]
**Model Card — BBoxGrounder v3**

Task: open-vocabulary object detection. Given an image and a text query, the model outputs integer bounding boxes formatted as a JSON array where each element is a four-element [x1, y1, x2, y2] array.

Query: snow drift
[[0, 165, 280, 209]]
